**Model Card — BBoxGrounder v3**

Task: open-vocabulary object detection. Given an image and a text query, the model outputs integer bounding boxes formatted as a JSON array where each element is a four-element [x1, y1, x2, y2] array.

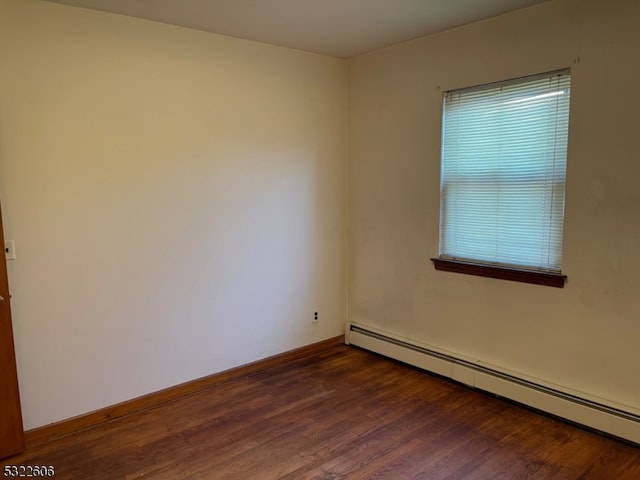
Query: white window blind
[[439, 70, 571, 272]]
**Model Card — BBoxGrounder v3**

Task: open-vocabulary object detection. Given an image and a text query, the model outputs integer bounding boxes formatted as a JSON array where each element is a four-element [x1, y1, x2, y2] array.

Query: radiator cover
[[348, 323, 640, 445]]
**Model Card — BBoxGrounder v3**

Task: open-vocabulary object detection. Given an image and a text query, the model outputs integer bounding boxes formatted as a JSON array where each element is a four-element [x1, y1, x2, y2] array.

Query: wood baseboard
[[25, 335, 344, 447]]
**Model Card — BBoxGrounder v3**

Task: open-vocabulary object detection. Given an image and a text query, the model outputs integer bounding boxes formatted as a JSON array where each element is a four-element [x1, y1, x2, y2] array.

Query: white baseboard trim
[[349, 323, 640, 445]]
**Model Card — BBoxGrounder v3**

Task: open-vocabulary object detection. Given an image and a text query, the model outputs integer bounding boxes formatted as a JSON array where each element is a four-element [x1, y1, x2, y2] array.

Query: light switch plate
[[5, 240, 15, 260]]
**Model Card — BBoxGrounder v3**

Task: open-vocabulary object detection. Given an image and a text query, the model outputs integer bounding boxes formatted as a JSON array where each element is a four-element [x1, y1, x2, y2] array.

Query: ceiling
[[45, 0, 551, 58]]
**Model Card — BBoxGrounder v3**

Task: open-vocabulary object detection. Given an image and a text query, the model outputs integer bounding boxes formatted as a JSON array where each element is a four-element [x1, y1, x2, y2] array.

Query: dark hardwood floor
[[4, 345, 639, 479]]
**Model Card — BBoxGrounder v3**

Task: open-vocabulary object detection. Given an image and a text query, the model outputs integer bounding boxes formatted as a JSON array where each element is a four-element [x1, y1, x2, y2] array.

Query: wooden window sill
[[431, 258, 566, 288]]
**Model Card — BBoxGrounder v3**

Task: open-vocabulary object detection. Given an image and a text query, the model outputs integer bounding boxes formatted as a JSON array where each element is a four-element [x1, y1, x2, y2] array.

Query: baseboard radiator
[[348, 323, 640, 445]]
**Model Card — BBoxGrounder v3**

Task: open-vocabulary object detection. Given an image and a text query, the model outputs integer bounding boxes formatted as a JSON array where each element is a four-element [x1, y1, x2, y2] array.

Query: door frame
[[0, 203, 25, 459]]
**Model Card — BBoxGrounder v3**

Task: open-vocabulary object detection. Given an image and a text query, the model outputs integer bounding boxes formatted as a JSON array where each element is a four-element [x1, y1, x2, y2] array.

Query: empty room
[[1, 0, 639, 478]]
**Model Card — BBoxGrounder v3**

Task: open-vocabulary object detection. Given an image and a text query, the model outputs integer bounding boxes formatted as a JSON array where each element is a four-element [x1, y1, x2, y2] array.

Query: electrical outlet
[[313, 311, 319, 323], [4, 240, 15, 261]]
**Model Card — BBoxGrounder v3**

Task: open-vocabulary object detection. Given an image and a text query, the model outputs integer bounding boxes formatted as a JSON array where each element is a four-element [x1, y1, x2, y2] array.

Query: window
[[432, 70, 571, 287]]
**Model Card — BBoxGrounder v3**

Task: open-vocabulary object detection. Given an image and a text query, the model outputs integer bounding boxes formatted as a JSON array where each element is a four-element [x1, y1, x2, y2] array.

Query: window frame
[[432, 70, 571, 288]]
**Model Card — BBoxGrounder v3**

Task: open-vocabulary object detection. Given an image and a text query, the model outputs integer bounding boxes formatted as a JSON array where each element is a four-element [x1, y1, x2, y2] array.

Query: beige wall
[[348, 0, 640, 414], [2, 0, 638, 432], [0, 0, 346, 429]]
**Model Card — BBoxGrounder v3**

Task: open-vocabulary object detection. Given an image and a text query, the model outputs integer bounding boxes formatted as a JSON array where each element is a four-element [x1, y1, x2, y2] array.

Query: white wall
[[0, 0, 346, 429], [348, 0, 640, 415]]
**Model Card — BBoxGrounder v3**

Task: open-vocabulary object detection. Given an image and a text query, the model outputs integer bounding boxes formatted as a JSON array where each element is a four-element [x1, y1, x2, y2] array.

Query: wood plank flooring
[[4, 345, 639, 479]]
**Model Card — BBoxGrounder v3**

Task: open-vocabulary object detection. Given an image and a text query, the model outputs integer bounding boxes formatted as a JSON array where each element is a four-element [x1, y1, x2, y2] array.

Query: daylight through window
[[438, 70, 571, 276]]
